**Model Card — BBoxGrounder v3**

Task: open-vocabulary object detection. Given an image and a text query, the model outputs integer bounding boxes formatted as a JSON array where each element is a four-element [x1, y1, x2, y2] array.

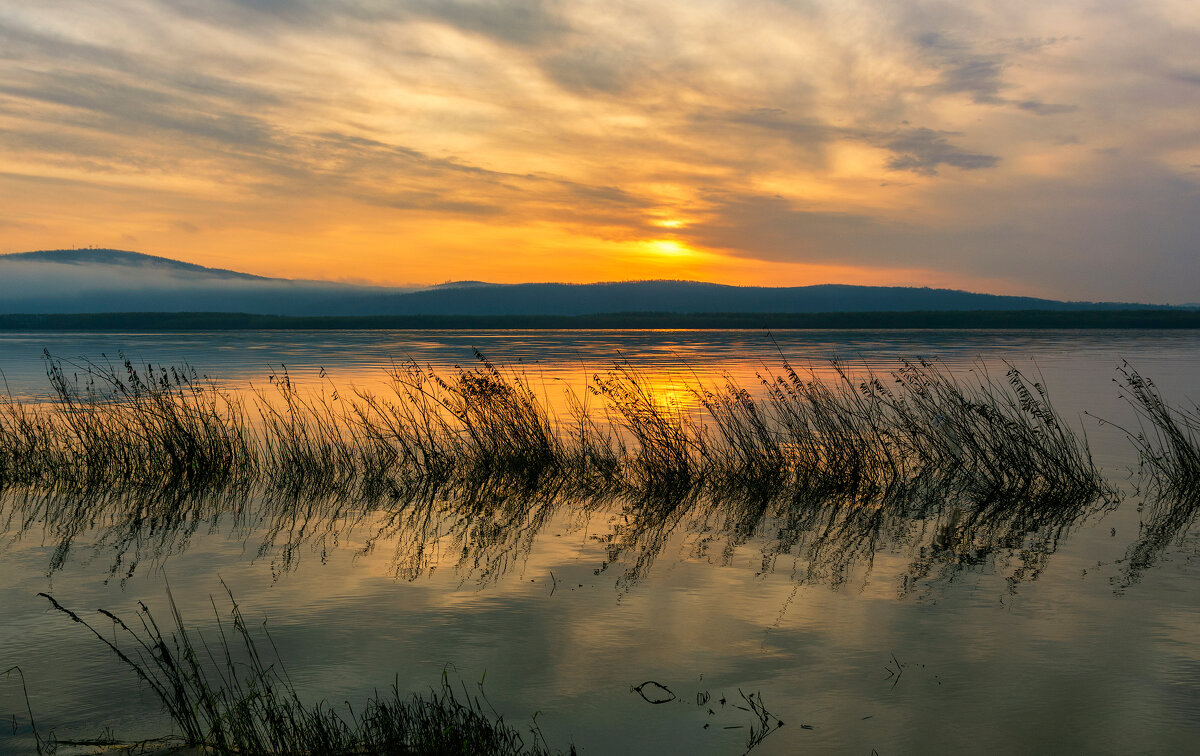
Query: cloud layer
[[1, 1, 1198, 301]]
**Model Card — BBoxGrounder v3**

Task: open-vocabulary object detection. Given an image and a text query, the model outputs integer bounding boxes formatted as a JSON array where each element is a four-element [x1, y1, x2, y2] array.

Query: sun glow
[[645, 239, 696, 258], [652, 218, 688, 229]]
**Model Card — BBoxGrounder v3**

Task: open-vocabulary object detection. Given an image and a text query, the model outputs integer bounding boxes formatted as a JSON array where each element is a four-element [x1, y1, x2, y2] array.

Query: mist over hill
[[0, 249, 411, 315], [0, 249, 1171, 316], [4, 249, 270, 279]]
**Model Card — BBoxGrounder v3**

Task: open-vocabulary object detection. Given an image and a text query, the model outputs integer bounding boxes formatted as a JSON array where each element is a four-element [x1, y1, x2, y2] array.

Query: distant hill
[[355, 280, 1167, 316], [0, 248, 1175, 316], [2, 249, 269, 280], [430, 280, 494, 289], [0, 248, 411, 315]]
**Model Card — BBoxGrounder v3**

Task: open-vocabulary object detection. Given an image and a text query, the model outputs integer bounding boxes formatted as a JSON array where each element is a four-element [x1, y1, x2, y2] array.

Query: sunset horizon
[[4, 2, 1198, 304], [0, 245, 1088, 298], [4, 5, 1200, 755]]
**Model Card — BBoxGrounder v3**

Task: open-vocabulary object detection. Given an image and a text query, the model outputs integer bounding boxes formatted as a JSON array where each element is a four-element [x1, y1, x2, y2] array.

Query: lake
[[1, 329, 1199, 755]]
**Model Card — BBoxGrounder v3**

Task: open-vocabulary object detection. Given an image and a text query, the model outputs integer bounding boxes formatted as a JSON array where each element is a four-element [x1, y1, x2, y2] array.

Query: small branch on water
[[3, 665, 43, 755], [632, 680, 676, 704]]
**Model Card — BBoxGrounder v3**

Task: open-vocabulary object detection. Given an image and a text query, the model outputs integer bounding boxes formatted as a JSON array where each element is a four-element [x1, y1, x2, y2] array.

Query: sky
[[1, 1, 1198, 302]]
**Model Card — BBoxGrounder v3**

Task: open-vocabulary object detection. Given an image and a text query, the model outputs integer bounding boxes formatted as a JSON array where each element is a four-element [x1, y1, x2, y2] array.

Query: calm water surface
[[1, 330, 1198, 754]]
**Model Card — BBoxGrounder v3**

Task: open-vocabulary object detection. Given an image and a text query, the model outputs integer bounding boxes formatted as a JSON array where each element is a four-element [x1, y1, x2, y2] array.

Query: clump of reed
[[593, 363, 701, 492], [1111, 362, 1200, 496], [754, 361, 907, 494], [1096, 363, 1200, 586], [361, 353, 566, 482], [696, 358, 1106, 503], [0, 351, 1112, 508], [882, 359, 1103, 500], [0, 352, 255, 491], [37, 590, 573, 755], [257, 367, 375, 498]]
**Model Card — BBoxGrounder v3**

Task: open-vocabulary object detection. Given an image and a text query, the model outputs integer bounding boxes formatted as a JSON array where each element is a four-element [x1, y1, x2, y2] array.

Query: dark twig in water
[[3, 666, 43, 755], [884, 653, 905, 689], [632, 680, 676, 704], [631, 680, 785, 753], [737, 689, 783, 754]]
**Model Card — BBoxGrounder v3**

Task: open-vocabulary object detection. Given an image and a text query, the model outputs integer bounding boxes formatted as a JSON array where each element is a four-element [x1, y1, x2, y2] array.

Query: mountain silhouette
[[0, 249, 1169, 316], [2, 249, 270, 280]]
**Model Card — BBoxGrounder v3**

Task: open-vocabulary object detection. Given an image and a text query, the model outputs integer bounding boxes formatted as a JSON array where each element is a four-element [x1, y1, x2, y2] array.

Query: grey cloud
[[883, 128, 998, 175], [273, 133, 528, 210], [309, 133, 442, 170], [1164, 69, 1200, 87], [0, 22, 287, 157], [694, 109, 996, 176], [0, 20, 650, 224], [1005, 36, 1075, 53], [0, 24, 282, 110], [1017, 100, 1078, 116], [178, 0, 370, 27], [0, 72, 280, 154], [183, 0, 570, 48], [296, 131, 651, 220], [675, 193, 1033, 291], [938, 58, 1007, 104], [685, 159, 1200, 304], [0, 20, 549, 206], [226, 0, 322, 15], [679, 191, 1017, 272], [916, 32, 1006, 104], [304, 131, 527, 183], [915, 31, 1076, 116], [679, 194, 920, 266], [682, 108, 860, 170], [409, 0, 568, 47], [720, 108, 850, 143], [539, 181, 653, 231], [558, 182, 640, 207], [540, 47, 636, 95]]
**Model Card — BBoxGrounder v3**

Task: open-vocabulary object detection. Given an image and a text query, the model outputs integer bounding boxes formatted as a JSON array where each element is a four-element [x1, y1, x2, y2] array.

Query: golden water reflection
[[3, 331, 1200, 754]]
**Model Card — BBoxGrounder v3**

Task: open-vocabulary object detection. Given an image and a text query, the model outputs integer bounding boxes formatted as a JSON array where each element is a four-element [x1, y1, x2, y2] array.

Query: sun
[[645, 239, 695, 258]]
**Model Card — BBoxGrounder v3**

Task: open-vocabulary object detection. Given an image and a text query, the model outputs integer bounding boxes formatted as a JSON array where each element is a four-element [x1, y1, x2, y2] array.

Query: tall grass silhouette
[[0, 350, 1117, 504], [37, 590, 573, 755], [1111, 362, 1200, 496], [1102, 363, 1200, 585]]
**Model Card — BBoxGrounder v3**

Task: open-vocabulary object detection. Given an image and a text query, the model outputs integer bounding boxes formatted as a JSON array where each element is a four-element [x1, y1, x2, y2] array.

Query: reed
[[1112, 362, 1200, 495], [702, 358, 1107, 502], [37, 590, 574, 755], [593, 362, 701, 491], [0, 351, 1113, 506], [1096, 364, 1200, 585], [755, 360, 905, 493], [882, 359, 1103, 500], [0, 352, 255, 491]]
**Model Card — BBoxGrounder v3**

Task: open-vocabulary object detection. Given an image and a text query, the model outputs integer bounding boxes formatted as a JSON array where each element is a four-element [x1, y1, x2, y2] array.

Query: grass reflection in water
[[4, 353, 1200, 754], [6, 350, 1199, 593]]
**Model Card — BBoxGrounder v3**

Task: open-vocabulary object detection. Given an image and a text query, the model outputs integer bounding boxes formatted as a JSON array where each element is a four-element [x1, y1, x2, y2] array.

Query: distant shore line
[[1, 309, 1199, 331]]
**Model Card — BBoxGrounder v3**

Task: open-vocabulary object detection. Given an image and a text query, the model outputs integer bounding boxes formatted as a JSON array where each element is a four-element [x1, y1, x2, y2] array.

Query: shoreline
[[2, 309, 1200, 331]]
